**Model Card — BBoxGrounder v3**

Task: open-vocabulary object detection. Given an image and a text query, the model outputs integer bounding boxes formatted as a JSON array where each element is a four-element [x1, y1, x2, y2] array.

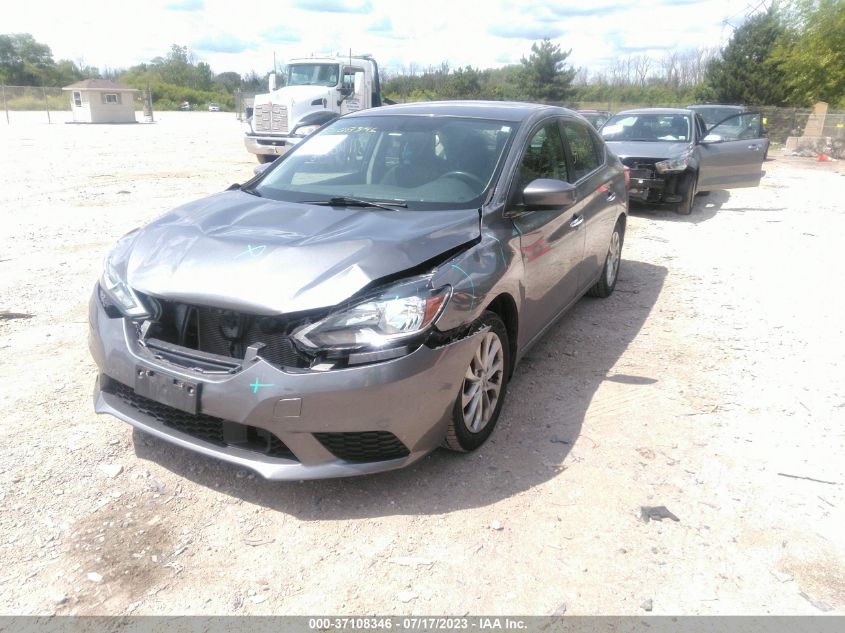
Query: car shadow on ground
[[629, 190, 731, 224], [134, 259, 668, 519]]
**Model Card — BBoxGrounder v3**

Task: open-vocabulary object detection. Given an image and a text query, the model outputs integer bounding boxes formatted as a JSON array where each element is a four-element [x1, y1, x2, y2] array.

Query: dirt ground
[[1, 111, 844, 616]]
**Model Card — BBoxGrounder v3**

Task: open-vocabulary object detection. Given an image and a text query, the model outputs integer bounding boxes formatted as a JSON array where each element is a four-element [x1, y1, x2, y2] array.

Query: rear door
[[559, 118, 620, 289], [697, 112, 766, 189]]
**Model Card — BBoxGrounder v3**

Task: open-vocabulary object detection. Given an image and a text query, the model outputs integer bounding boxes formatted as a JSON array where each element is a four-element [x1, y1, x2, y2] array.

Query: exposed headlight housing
[[655, 151, 692, 173], [99, 236, 150, 319], [293, 277, 451, 356]]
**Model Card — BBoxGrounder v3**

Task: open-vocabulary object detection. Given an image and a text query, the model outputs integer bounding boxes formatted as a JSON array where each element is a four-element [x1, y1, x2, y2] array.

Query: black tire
[[256, 154, 276, 164], [587, 219, 624, 298], [675, 171, 698, 215], [443, 311, 510, 452]]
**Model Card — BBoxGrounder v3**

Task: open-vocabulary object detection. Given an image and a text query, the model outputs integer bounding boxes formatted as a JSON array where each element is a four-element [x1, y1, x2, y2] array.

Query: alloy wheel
[[461, 332, 505, 433]]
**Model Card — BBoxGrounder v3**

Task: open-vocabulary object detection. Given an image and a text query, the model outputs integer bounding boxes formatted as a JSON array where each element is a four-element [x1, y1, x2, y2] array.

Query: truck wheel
[[675, 172, 697, 215], [256, 154, 276, 164]]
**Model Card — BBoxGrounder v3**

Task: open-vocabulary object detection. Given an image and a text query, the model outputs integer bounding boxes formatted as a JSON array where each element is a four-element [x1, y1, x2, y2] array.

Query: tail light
[[623, 166, 631, 190]]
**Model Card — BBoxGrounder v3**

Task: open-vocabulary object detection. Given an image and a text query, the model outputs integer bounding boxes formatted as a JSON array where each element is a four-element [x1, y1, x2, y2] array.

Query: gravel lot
[[1, 111, 844, 616]]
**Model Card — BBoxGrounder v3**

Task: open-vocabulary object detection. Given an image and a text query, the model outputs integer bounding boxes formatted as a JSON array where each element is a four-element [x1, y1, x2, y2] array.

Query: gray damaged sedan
[[600, 108, 767, 214], [90, 101, 627, 479]]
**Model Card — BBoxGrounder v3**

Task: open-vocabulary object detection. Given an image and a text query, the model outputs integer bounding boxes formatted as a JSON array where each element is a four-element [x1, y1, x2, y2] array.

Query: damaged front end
[[122, 273, 454, 374], [622, 156, 694, 205]]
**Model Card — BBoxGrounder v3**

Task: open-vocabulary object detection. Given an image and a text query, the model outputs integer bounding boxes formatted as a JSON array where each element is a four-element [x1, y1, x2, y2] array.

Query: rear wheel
[[588, 219, 624, 298], [444, 312, 510, 452]]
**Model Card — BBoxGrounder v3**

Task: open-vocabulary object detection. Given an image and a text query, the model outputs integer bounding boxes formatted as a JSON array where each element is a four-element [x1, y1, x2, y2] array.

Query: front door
[[698, 112, 766, 189], [510, 120, 587, 346]]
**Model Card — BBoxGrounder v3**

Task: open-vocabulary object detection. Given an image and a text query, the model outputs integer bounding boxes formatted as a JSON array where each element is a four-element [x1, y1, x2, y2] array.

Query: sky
[[3, 0, 763, 77]]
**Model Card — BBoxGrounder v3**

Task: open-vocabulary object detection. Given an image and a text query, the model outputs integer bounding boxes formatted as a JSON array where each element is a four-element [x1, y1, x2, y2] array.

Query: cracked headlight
[[100, 236, 150, 319], [293, 277, 451, 354], [655, 151, 692, 173]]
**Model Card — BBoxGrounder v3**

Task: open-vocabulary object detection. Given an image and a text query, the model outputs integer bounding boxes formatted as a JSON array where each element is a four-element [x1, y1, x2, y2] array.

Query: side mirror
[[339, 84, 353, 97], [702, 134, 722, 144], [268, 72, 276, 92], [522, 179, 577, 209]]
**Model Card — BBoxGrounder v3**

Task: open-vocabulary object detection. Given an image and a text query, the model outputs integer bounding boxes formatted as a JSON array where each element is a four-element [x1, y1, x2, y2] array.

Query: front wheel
[[588, 219, 624, 298], [443, 312, 510, 452], [256, 154, 276, 164], [675, 172, 698, 215]]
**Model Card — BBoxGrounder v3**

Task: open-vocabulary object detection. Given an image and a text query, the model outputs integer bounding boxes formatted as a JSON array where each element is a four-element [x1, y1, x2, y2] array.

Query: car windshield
[[254, 115, 517, 210], [287, 63, 339, 87], [601, 113, 691, 142]]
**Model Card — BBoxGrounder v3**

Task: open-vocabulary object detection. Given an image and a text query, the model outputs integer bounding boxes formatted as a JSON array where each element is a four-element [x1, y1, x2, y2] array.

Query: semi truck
[[244, 54, 386, 163]]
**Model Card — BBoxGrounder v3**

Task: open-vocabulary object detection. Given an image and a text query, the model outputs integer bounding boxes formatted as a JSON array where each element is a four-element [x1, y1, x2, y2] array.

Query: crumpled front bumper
[[88, 291, 481, 480]]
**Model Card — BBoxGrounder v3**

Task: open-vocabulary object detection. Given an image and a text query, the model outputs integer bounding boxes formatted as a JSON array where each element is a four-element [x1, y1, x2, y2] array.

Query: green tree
[[703, 8, 789, 105], [0, 33, 55, 84], [518, 39, 576, 102], [774, 0, 845, 106], [441, 66, 482, 99]]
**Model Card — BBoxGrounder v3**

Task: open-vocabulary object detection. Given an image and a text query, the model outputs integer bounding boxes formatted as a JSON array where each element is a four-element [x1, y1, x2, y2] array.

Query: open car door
[[697, 112, 766, 189]]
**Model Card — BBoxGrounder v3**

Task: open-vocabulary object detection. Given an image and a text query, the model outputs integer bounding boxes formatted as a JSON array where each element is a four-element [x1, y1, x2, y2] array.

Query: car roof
[[614, 107, 694, 116], [344, 100, 574, 123], [687, 104, 745, 109]]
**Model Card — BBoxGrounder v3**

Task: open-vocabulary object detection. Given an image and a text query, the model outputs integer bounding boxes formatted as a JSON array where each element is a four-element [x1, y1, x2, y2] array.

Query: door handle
[[748, 145, 760, 151], [606, 190, 617, 202], [569, 215, 584, 228]]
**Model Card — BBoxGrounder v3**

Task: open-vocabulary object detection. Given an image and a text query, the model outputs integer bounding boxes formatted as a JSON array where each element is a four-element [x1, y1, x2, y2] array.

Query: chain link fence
[[1, 85, 68, 123]]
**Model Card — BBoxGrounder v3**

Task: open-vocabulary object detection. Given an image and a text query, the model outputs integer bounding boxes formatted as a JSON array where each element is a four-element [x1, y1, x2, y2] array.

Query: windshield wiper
[[303, 197, 407, 211]]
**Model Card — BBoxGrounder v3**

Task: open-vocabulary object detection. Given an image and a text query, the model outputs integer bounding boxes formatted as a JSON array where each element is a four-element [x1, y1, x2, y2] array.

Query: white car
[[208, 102, 220, 112]]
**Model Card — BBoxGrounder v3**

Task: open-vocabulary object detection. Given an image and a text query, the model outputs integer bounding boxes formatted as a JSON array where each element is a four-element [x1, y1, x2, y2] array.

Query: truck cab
[[244, 55, 384, 163]]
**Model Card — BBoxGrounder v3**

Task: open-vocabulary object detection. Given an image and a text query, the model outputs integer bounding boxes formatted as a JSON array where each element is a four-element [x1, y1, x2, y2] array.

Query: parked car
[[208, 102, 220, 112], [600, 107, 767, 214], [178, 101, 191, 111], [90, 101, 628, 479], [577, 110, 611, 130], [688, 104, 769, 158]]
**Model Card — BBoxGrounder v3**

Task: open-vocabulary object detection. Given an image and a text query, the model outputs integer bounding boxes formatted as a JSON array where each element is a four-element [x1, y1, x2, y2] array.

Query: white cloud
[[2, 0, 748, 78]]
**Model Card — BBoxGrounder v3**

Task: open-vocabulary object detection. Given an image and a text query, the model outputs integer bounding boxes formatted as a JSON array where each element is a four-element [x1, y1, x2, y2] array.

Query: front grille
[[105, 379, 296, 460], [142, 299, 309, 369], [314, 431, 410, 463], [253, 103, 288, 134]]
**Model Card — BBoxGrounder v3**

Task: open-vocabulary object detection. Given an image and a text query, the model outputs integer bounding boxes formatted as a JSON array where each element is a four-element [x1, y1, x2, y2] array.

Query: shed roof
[[62, 79, 139, 92]]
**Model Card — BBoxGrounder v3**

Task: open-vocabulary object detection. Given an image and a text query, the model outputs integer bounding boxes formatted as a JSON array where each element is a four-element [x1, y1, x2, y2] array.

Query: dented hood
[[122, 190, 480, 314]]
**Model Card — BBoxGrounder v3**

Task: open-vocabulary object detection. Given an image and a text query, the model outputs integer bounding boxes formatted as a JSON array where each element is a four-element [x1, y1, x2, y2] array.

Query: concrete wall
[[69, 90, 136, 123]]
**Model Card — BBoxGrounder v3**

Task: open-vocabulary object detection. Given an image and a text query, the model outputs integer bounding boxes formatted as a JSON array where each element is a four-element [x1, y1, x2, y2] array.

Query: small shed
[[62, 79, 139, 124]]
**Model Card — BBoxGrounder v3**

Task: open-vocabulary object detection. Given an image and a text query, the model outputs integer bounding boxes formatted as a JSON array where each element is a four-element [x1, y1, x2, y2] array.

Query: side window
[[560, 121, 600, 181], [341, 67, 363, 94], [708, 112, 763, 141], [517, 122, 568, 191]]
